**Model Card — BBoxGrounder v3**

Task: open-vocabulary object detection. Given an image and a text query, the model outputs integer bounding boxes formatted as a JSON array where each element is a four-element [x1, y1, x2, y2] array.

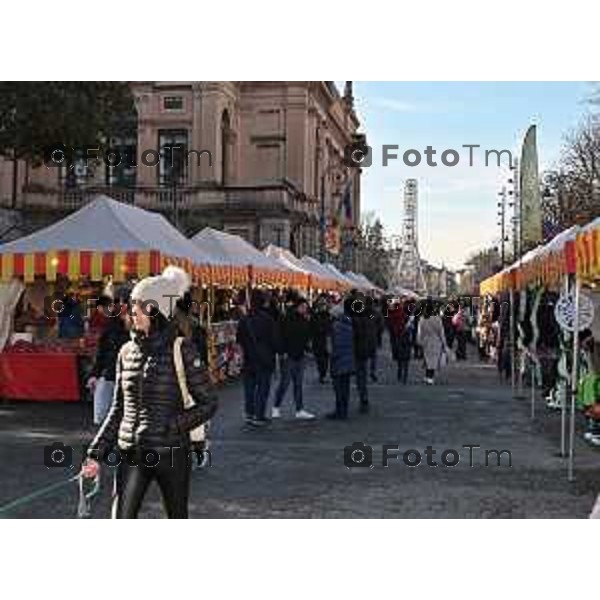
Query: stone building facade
[[0, 81, 363, 264]]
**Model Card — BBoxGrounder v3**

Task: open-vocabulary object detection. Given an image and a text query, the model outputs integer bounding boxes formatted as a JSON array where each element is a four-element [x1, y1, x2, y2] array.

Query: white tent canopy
[[0, 195, 207, 264], [263, 245, 310, 273], [191, 228, 285, 271], [300, 256, 340, 283], [323, 263, 355, 286], [345, 270, 377, 290], [344, 271, 365, 288]]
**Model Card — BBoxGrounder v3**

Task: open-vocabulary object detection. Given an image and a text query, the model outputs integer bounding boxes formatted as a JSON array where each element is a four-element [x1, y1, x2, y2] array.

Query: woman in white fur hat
[[83, 266, 218, 518]]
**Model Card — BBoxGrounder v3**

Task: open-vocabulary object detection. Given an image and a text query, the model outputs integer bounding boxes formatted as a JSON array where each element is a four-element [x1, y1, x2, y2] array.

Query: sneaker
[[295, 409, 316, 420], [424, 377, 434, 385], [325, 411, 339, 420], [588, 435, 600, 447], [271, 406, 281, 419], [251, 418, 270, 427], [584, 431, 594, 441]]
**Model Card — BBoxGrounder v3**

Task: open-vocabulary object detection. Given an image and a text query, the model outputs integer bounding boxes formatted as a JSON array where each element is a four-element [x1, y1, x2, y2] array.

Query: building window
[[158, 129, 188, 185], [163, 96, 183, 111], [105, 136, 137, 187]]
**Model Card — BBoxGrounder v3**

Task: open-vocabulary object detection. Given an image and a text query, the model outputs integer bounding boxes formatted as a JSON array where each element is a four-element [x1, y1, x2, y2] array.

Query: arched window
[[221, 110, 231, 185]]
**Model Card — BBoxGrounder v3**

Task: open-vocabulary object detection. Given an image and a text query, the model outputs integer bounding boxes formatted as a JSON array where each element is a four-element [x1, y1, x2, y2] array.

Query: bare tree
[[541, 116, 600, 234]]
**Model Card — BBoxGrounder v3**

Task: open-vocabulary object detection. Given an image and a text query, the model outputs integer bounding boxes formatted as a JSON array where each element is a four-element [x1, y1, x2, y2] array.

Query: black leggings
[[112, 447, 191, 519]]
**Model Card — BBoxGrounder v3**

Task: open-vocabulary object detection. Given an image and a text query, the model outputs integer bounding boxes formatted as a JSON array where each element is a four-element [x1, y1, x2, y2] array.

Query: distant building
[[0, 82, 363, 265]]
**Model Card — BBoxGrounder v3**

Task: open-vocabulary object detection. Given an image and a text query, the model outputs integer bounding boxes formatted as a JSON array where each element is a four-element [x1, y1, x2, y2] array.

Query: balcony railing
[[1, 183, 319, 220]]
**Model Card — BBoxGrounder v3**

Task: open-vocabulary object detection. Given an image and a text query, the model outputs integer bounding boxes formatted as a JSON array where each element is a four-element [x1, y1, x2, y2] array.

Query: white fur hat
[[131, 265, 191, 318]]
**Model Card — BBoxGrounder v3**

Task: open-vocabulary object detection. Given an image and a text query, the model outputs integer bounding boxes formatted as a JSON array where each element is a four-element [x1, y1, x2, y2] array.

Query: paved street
[[1, 346, 599, 518]]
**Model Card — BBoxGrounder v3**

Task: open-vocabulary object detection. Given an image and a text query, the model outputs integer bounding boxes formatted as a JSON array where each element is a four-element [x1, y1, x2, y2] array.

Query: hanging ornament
[[554, 291, 594, 332]]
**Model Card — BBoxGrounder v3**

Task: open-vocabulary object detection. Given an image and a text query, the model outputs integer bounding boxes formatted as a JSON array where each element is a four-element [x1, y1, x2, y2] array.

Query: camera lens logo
[[343, 141, 372, 168], [44, 442, 73, 468], [344, 442, 373, 469], [345, 292, 374, 322], [43, 293, 67, 320], [43, 144, 72, 169]]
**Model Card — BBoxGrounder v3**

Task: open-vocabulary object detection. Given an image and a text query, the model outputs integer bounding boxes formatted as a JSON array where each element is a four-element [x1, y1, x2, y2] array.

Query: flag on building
[[339, 178, 353, 226]]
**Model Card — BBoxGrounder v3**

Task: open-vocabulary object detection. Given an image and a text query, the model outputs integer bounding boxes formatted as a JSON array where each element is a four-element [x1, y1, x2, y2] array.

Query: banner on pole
[[520, 125, 543, 251]]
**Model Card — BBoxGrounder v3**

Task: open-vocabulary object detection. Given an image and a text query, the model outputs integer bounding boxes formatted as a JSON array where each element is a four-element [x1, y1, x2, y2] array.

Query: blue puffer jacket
[[330, 314, 355, 376]]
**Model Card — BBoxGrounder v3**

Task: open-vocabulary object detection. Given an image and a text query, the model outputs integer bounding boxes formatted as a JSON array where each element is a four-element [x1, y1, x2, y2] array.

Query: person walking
[[417, 299, 449, 385], [351, 294, 378, 413], [442, 300, 458, 350], [453, 305, 468, 360], [327, 298, 355, 420], [83, 266, 218, 519], [311, 295, 332, 384], [236, 290, 280, 426], [87, 302, 130, 425], [272, 298, 315, 420], [368, 297, 385, 382], [396, 300, 415, 384], [387, 298, 409, 381]]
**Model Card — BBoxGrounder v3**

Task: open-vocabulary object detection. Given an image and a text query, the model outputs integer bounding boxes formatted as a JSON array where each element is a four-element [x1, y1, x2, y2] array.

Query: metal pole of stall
[[530, 351, 536, 419], [568, 276, 581, 481], [560, 274, 570, 458], [510, 289, 516, 395]]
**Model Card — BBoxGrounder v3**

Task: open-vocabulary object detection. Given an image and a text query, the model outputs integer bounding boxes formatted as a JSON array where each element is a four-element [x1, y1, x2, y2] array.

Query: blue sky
[[350, 81, 594, 269]]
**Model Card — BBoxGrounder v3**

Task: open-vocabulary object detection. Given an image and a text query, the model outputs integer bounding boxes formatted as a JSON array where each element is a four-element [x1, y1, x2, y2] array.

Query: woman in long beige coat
[[417, 300, 449, 384]]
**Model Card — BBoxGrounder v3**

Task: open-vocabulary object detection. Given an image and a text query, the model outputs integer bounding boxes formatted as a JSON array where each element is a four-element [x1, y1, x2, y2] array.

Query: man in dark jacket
[[310, 295, 333, 384], [350, 294, 378, 413], [272, 298, 315, 420], [367, 297, 385, 382], [236, 290, 280, 426], [326, 298, 355, 420]]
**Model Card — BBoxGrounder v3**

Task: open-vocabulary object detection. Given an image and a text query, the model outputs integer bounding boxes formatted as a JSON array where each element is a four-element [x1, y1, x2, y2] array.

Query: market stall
[[191, 228, 301, 382], [478, 222, 594, 480], [0, 195, 211, 401]]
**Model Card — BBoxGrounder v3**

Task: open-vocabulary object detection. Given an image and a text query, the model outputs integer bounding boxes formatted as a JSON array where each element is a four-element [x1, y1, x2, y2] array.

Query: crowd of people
[[235, 289, 473, 425]]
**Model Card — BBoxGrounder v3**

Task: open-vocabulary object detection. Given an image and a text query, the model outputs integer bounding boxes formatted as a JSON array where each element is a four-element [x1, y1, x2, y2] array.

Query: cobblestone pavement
[[1, 347, 599, 518]]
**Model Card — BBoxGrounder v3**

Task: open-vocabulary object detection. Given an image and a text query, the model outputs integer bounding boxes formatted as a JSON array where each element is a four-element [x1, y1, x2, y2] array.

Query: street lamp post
[[497, 186, 507, 267]]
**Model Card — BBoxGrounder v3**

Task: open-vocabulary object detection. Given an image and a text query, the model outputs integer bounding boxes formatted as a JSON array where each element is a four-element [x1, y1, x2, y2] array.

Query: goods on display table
[[208, 320, 243, 383]]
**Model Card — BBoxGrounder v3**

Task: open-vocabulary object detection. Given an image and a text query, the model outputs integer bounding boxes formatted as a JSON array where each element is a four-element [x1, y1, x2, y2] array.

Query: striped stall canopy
[[479, 225, 580, 296], [0, 196, 210, 283], [576, 217, 600, 281]]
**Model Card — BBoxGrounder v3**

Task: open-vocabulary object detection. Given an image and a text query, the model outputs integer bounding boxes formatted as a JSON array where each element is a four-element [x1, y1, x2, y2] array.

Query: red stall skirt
[[0, 353, 80, 401]]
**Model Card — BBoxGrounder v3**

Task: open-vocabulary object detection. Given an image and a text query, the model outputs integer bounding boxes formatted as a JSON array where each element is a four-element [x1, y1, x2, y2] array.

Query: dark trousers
[[274, 356, 305, 411], [397, 359, 409, 383], [426, 368, 435, 379], [243, 369, 272, 420], [112, 447, 191, 519], [369, 351, 378, 376], [315, 352, 329, 380], [332, 373, 351, 418], [355, 359, 369, 405]]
